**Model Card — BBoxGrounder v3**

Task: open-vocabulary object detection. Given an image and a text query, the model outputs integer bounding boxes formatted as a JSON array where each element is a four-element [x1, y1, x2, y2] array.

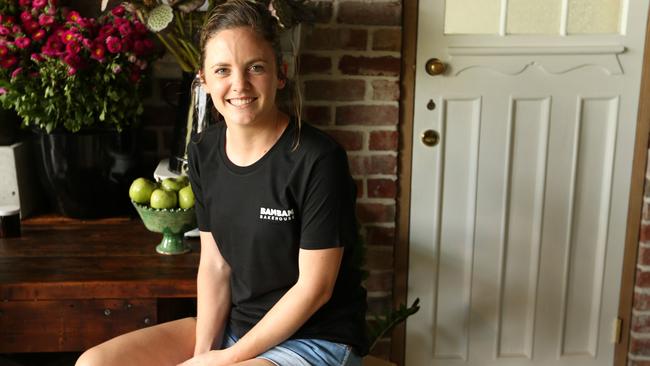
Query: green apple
[[161, 177, 184, 192], [178, 185, 195, 209], [129, 177, 156, 204], [150, 188, 178, 209], [177, 175, 189, 187]]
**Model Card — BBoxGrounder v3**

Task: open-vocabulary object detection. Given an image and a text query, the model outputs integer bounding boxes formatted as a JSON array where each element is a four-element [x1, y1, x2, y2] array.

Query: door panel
[[407, 1, 648, 365]]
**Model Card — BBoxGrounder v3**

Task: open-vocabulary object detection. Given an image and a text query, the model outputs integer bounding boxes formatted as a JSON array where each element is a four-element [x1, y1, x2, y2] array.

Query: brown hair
[[199, 0, 302, 148]]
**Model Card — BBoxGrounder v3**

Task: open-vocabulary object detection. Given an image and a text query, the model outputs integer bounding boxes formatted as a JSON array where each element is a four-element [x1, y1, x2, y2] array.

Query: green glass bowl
[[132, 201, 197, 255]]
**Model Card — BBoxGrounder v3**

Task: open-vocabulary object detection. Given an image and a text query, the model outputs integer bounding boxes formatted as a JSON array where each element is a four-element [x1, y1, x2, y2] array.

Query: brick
[[357, 203, 396, 224], [368, 178, 397, 198], [303, 105, 331, 125], [637, 270, 650, 288], [354, 178, 364, 198], [303, 27, 367, 51], [365, 246, 394, 270], [367, 294, 392, 314], [372, 80, 400, 101], [631, 337, 650, 356], [641, 246, 650, 266], [339, 55, 401, 77], [369, 130, 399, 150], [304, 80, 365, 101], [338, 1, 401, 26], [311, 1, 333, 23], [642, 222, 650, 242], [373, 28, 402, 51], [633, 313, 650, 332], [366, 226, 396, 247], [349, 156, 369, 175], [370, 155, 397, 175], [365, 271, 393, 292], [636, 292, 650, 312], [325, 129, 363, 151], [644, 201, 650, 221], [348, 155, 397, 175], [299, 54, 332, 74], [336, 105, 399, 126]]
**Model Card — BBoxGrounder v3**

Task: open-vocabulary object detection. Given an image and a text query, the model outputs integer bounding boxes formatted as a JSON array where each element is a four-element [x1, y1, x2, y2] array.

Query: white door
[[407, 1, 649, 365]]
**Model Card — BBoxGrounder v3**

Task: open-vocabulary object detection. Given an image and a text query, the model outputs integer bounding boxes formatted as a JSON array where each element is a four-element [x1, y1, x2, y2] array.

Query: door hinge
[[612, 318, 622, 344]]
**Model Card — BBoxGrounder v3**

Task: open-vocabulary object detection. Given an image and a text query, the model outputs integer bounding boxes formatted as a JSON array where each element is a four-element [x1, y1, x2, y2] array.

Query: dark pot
[[0, 108, 19, 146], [32, 127, 140, 218]]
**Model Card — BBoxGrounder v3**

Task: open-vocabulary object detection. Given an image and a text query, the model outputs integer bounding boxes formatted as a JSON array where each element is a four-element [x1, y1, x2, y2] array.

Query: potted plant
[[0, 0, 159, 218]]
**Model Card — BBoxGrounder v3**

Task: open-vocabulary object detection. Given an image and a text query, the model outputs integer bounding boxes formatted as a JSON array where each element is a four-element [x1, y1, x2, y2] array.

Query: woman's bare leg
[[234, 360, 275, 366], [75, 317, 197, 366]]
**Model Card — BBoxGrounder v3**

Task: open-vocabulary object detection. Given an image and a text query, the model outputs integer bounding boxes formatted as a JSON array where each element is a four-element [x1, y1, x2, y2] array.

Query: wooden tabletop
[[0, 216, 200, 301]]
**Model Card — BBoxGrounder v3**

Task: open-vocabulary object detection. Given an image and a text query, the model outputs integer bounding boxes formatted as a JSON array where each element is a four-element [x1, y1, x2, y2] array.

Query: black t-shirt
[[187, 119, 368, 355]]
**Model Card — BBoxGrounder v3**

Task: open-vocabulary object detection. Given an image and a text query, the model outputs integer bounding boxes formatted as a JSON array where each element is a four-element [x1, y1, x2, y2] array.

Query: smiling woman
[[75, 1, 368, 366]]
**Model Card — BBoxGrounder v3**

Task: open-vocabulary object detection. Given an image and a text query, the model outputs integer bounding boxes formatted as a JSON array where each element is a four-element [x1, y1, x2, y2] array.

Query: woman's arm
[[223, 246, 344, 363], [194, 231, 232, 355]]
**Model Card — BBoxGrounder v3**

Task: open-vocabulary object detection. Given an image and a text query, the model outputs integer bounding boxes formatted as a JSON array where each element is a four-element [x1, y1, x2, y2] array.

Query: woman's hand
[[178, 349, 235, 366]]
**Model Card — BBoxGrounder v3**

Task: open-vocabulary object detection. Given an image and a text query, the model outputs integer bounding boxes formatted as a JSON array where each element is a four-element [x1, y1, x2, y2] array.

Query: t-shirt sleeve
[[187, 141, 210, 231], [300, 147, 354, 249]]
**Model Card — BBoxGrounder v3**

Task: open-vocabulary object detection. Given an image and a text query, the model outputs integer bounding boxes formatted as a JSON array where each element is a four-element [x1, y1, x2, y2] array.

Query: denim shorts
[[221, 328, 362, 366]]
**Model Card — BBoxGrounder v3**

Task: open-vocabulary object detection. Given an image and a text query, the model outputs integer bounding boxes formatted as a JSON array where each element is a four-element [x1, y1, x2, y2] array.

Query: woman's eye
[[249, 64, 264, 73], [215, 68, 229, 75]]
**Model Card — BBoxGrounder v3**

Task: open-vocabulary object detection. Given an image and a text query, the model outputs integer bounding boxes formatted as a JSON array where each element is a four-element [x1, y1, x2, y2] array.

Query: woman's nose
[[231, 71, 249, 92]]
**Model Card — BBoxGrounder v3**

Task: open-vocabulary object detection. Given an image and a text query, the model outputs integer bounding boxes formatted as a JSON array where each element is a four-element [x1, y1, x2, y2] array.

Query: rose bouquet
[[0, 0, 159, 132]]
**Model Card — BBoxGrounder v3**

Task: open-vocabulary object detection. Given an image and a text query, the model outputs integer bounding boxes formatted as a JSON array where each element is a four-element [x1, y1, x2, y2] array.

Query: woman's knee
[[75, 344, 109, 366]]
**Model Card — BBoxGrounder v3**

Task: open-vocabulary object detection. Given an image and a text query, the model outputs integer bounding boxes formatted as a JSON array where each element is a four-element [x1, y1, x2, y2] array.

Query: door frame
[[393, 1, 650, 365]]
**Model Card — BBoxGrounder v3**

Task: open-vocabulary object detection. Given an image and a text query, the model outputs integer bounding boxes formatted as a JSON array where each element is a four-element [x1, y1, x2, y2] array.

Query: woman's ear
[[198, 71, 209, 93]]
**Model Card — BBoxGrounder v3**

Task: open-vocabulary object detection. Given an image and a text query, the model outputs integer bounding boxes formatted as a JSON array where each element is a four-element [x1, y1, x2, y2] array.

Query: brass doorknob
[[421, 130, 440, 147], [425, 58, 446, 76]]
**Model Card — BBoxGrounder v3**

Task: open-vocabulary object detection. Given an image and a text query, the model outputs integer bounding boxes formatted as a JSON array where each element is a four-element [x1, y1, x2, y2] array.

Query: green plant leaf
[[366, 298, 420, 353]]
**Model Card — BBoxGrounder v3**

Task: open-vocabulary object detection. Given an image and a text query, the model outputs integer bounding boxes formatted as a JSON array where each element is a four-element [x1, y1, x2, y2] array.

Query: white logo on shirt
[[259, 207, 295, 222]]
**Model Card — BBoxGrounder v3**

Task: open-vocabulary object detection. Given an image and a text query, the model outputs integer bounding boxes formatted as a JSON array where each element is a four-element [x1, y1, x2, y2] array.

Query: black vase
[[33, 127, 140, 218], [0, 107, 19, 146]]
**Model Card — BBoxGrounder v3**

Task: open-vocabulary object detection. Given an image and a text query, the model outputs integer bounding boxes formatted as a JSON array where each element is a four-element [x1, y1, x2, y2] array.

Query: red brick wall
[[629, 149, 650, 365], [299, 0, 402, 358]]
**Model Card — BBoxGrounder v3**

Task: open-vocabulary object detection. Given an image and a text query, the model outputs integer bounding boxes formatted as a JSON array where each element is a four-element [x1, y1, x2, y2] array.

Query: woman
[[75, 1, 367, 365]]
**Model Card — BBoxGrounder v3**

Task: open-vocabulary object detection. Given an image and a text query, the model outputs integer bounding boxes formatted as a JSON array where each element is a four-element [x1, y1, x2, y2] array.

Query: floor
[[0, 353, 80, 366]]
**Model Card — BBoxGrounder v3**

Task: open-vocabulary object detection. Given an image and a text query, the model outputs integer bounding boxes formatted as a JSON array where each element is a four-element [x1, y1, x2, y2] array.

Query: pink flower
[[38, 14, 54, 26], [134, 22, 147, 35], [67, 66, 76, 75], [12, 25, 21, 34], [61, 30, 78, 44], [105, 35, 121, 53], [32, 29, 46, 41], [111, 5, 126, 17], [65, 41, 80, 55], [133, 40, 146, 56], [63, 53, 80, 68], [0, 45, 8, 57], [11, 67, 23, 78], [66, 11, 81, 24], [33, 0, 47, 9], [111, 64, 121, 74], [0, 87, 7, 95], [91, 44, 105, 61], [0, 56, 17, 69], [15, 37, 31, 49], [30, 53, 44, 62], [18, 0, 30, 7], [117, 22, 131, 37], [81, 38, 91, 49], [4, 16, 16, 26], [20, 11, 32, 23], [0, 26, 10, 36], [23, 21, 38, 33], [42, 35, 63, 56]]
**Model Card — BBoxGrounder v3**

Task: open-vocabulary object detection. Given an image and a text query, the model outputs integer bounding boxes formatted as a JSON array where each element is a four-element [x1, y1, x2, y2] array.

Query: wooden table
[[0, 216, 200, 353]]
